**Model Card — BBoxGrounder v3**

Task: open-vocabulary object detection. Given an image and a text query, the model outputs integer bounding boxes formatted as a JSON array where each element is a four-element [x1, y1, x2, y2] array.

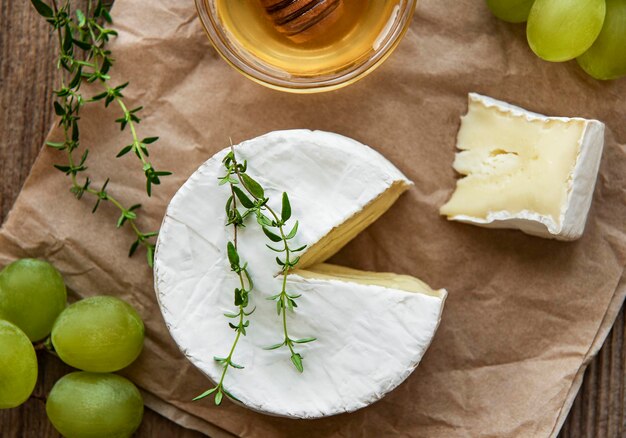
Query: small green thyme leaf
[[281, 192, 291, 222], [286, 221, 299, 239], [225, 195, 233, 215], [222, 388, 241, 403], [232, 186, 255, 208], [229, 361, 244, 370], [293, 337, 317, 344], [262, 226, 282, 242], [266, 243, 285, 252], [214, 390, 223, 406], [263, 342, 285, 350], [291, 353, 304, 373], [192, 387, 217, 401], [240, 173, 264, 199], [30, 0, 53, 18], [227, 241, 239, 267], [76, 9, 86, 27], [256, 213, 273, 227]]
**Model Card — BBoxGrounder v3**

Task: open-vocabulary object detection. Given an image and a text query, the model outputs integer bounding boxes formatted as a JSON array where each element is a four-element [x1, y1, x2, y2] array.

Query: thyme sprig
[[31, 0, 171, 266], [225, 147, 316, 373], [194, 152, 256, 405], [195, 145, 317, 405]]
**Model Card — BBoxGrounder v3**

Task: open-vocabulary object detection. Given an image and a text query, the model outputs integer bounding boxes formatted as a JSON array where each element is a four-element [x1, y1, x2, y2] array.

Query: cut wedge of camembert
[[440, 93, 605, 240], [154, 130, 446, 418]]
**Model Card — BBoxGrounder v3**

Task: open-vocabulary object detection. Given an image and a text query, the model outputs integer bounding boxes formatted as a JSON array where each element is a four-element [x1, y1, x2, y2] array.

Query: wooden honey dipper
[[259, 0, 345, 43]]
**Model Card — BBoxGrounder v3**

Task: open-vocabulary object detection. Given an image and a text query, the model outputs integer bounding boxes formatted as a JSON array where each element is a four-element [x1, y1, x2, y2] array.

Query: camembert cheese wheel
[[154, 130, 446, 418]]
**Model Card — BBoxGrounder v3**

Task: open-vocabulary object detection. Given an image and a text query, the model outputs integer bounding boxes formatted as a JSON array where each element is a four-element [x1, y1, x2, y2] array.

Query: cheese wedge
[[154, 130, 446, 418], [440, 93, 605, 240]]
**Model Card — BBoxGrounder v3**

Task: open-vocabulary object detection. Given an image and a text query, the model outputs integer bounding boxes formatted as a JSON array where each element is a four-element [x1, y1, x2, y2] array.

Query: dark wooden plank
[[0, 0, 56, 221], [560, 309, 626, 438], [0, 0, 623, 437]]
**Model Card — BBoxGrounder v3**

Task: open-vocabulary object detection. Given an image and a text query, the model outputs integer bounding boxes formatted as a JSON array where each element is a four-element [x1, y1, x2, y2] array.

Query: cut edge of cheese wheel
[[294, 263, 447, 298], [297, 180, 411, 268]]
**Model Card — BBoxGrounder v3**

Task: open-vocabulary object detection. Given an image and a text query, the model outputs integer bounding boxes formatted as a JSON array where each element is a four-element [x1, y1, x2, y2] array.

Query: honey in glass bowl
[[216, 0, 402, 76], [197, 0, 416, 92]]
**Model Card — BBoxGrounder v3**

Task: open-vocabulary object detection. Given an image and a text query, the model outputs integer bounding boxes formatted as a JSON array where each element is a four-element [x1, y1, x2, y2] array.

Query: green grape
[[46, 372, 144, 438], [527, 0, 607, 61], [577, 0, 626, 80], [0, 320, 38, 409], [51, 296, 144, 372], [0, 258, 67, 341], [486, 0, 535, 23]]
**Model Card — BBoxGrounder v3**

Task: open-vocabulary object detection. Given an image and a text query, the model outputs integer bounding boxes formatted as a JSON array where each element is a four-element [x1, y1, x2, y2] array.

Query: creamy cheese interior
[[294, 263, 445, 298], [440, 97, 584, 223], [298, 181, 410, 268]]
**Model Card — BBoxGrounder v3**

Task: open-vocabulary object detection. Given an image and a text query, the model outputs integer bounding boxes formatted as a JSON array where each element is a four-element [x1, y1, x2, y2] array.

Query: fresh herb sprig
[[31, 0, 171, 266], [193, 154, 256, 405], [195, 145, 316, 406], [225, 147, 316, 373]]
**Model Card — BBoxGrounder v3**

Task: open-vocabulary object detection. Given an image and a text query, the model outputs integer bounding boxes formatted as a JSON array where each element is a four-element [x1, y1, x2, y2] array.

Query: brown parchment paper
[[2, 0, 626, 436]]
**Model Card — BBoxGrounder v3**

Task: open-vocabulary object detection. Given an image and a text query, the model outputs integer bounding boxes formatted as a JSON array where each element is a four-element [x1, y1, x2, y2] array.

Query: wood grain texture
[[0, 1, 623, 437]]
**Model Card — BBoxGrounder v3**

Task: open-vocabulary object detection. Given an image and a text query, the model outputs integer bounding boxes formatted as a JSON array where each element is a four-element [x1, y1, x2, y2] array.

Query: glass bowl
[[195, 0, 417, 93]]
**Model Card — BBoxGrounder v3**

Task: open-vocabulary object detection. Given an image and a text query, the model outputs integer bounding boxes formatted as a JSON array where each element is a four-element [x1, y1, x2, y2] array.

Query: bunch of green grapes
[[486, 0, 626, 80], [0, 258, 145, 437]]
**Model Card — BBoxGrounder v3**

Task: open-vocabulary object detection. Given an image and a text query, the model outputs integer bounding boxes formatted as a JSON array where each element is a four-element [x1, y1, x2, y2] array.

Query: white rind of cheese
[[442, 93, 605, 241], [154, 129, 447, 418]]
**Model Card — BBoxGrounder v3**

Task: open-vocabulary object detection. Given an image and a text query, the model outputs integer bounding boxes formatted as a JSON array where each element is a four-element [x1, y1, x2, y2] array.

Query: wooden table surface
[[1, 1, 625, 437]]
